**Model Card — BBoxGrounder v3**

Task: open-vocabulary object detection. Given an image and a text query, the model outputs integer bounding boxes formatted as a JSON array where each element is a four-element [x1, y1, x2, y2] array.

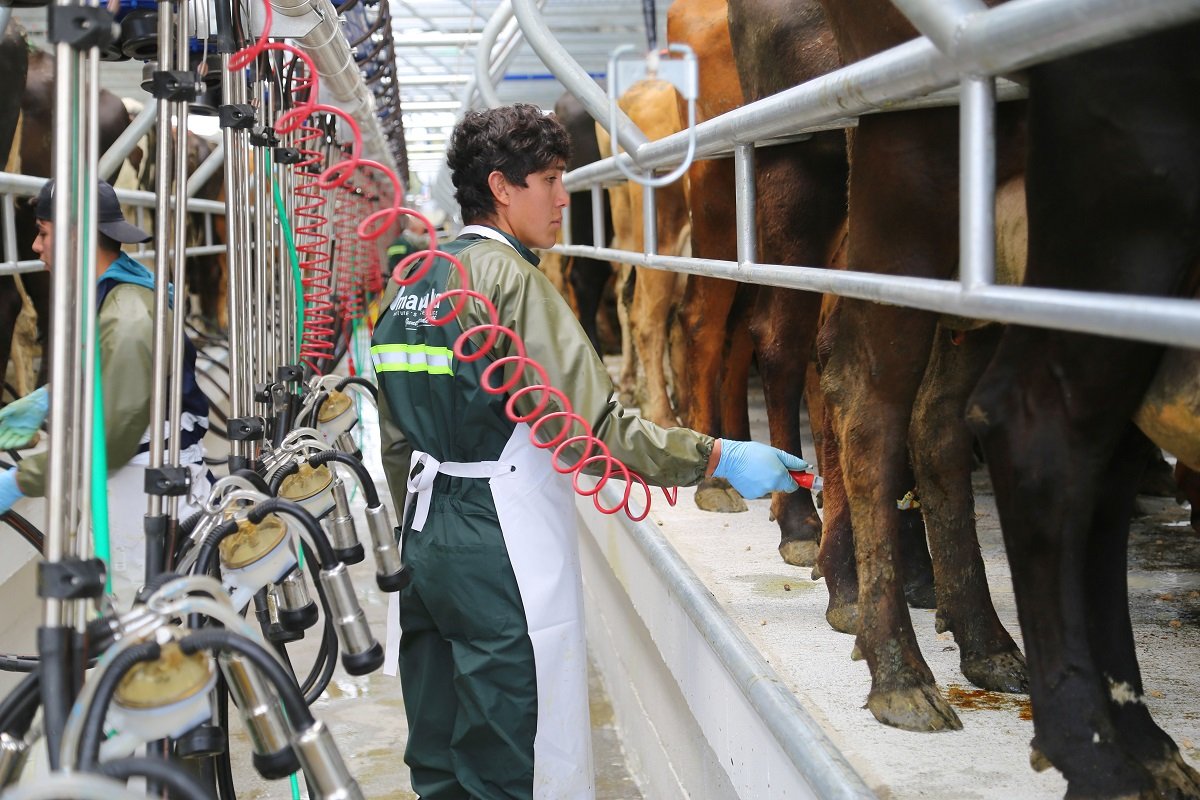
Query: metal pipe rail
[[0, 172, 227, 276], [535, 0, 1200, 351]]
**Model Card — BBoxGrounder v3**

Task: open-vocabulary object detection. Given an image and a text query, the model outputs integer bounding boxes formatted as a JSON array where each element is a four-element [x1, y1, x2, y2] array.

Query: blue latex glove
[[0, 469, 23, 515], [0, 386, 49, 450], [713, 439, 808, 499]]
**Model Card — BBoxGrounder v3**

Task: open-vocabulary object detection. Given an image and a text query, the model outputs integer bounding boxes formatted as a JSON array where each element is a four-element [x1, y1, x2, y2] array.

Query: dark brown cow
[[553, 91, 616, 356], [726, 0, 849, 564], [967, 20, 1200, 796], [811, 0, 1029, 731]]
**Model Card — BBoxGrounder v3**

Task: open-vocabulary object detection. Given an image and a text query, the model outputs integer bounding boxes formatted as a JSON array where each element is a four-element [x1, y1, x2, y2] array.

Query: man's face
[[32, 219, 54, 270], [504, 162, 569, 250]]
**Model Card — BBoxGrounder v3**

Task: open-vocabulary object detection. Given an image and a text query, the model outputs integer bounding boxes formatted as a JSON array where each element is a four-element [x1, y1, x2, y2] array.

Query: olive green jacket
[[16, 283, 158, 497], [375, 231, 714, 516]]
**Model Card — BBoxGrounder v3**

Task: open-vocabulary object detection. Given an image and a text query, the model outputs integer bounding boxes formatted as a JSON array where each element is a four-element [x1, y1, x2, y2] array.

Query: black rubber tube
[[306, 450, 380, 507], [298, 542, 337, 705], [0, 668, 39, 737], [37, 625, 71, 771], [95, 755, 214, 800], [78, 640, 163, 770], [178, 630, 315, 728]]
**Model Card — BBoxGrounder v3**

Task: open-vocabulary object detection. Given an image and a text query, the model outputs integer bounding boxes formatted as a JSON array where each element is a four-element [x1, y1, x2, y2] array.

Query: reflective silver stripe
[[371, 343, 454, 375]]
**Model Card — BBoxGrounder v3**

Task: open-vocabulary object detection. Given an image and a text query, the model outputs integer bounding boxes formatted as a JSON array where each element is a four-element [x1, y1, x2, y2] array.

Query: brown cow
[[726, 0, 850, 565], [967, 20, 1200, 793], [810, 0, 1030, 732], [666, 0, 757, 515], [596, 78, 691, 430]]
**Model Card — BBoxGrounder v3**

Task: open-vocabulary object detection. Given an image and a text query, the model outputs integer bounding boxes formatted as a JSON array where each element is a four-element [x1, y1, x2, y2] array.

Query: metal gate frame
[[507, 0, 1200, 349]]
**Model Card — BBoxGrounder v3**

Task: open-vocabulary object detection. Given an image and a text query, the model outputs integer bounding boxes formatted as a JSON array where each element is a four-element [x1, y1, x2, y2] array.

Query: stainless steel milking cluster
[[0, 0, 410, 795]]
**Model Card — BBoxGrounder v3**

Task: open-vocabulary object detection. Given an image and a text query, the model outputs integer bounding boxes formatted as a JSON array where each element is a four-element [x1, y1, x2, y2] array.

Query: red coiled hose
[[234, 10, 675, 520]]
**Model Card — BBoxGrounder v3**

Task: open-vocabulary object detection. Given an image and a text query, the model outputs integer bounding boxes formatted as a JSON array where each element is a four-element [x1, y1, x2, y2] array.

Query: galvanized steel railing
[[509, 0, 1200, 350], [0, 172, 227, 276]]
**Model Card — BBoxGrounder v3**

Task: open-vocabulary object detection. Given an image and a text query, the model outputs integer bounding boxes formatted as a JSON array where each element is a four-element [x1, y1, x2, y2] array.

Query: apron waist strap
[[404, 450, 514, 532]]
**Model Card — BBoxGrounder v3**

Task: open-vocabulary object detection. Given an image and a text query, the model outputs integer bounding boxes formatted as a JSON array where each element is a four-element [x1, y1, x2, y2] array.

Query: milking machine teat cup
[[607, 42, 699, 188]]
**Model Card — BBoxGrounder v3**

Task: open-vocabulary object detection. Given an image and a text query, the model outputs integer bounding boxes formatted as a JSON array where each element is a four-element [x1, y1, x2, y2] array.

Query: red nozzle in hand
[[790, 470, 823, 492]]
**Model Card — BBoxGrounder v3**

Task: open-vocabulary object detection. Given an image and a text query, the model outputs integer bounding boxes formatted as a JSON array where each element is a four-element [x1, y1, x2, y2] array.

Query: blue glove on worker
[[713, 439, 808, 499], [0, 386, 49, 450], [0, 469, 23, 515]]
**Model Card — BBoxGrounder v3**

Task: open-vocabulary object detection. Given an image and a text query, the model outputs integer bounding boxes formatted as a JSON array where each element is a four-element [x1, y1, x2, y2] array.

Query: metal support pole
[[959, 75, 995, 289], [221, 53, 246, 468], [146, 0, 175, 542], [642, 185, 657, 258], [590, 185, 604, 250], [733, 143, 756, 268], [168, 0, 193, 527]]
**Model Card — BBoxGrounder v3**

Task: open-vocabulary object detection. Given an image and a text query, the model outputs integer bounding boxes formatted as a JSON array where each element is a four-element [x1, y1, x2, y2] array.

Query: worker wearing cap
[[0, 179, 213, 608]]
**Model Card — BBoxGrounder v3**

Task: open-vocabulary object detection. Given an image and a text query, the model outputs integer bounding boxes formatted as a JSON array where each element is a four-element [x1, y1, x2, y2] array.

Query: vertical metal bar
[[75, 33, 101, 585], [1, 194, 17, 265], [590, 184, 604, 249], [642, 184, 657, 257], [147, 0, 174, 523], [959, 75, 995, 289], [561, 202, 572, 248], [221, 53, 245, 465], [45, 14, 81, 625], [168, 0, 191, 520], [733, 143, 756, 267]]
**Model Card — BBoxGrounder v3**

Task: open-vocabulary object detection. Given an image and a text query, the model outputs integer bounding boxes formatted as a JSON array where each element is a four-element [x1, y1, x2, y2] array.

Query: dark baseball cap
[[34, 179, 152, 244]]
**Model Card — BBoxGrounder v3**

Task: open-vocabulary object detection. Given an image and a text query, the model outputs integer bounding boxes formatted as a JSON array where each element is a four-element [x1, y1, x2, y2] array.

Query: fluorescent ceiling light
[[392, 32, 483, 47], [397, 74, 472, 86]]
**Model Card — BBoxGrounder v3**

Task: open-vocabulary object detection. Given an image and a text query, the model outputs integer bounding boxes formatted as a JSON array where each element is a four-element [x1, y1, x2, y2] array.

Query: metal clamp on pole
[[607, 43, 699, 188], [47, 5, 118, 50], [38, 559, 108, 601], [147, 69, 204, 101], [143, 466, 193, 497], [218, 103, 257, 129], [227, 415, 267, 442]]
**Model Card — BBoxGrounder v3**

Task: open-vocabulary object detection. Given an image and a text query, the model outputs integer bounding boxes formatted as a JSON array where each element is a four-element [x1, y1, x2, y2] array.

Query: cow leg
[[720, 285, 755, 441], [822, 300, 958, 731], [0, 276, 20, 398], [813, 307, 857, 632], [630, 267, 682, 428], [970, 331, 1167, 796], [614, 262, 638, 406], [911, 324, 1027, 693], [1175, 464, 1200, 534], [752, 286, 823, 565], [681, 274, 748, 513], [1087, 427, 1200, 798], [569, 256, 611, 354]]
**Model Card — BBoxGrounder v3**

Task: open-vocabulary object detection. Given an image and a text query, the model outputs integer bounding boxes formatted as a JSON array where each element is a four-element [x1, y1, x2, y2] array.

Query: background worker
[[372, 104, 806, 800], [0, 179, 213, 609]]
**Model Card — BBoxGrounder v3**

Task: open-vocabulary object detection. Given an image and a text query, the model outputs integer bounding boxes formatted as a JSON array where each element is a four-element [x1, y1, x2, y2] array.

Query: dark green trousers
[[399, 490, 538, 800]]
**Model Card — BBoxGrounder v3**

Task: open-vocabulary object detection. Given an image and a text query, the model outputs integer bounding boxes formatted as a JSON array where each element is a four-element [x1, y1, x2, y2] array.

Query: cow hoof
[[961, 649, 1029, 693], [1029, 741, 1053, 773], [1146, 750, 1200, 800], [1139, 457, 1178, 497], [825, 602, 859, 634], [693, 478, 748, 513], [778, 538, 818, 567], [866, 684, 963, 732], [810, 562, 823, 580], [904, 577, 936, 610]]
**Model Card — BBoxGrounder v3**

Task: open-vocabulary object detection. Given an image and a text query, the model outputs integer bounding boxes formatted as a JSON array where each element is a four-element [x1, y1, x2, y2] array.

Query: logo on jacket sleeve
[[389, 285, 442, 329]]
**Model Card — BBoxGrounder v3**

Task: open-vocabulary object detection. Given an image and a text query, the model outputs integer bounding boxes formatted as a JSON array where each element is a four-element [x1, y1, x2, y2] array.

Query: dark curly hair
[[447, 104, 571, 223]]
